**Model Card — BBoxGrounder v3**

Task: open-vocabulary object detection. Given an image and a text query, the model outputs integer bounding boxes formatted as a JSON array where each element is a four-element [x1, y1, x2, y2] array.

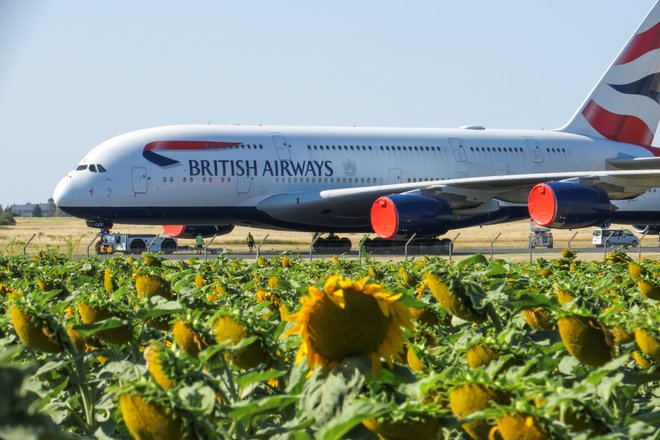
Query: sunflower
[[363, 414, 441, 440], [634, 328, 660, 362], [10, 306, 62, 353], [119, 393, 184, 440], [103, 268, 115, 294], [173, 320, 208, 358], [466, 344, 500, 369], [145, 344, 176, 390], [495, 413, 551, 440], [213, 316, 271, 369], [449, 383, 507, 440], [283, 275, 414, 373], [557, 315, 616, 367], [135, 274, 173, 300], [521, 308, 554, 330]]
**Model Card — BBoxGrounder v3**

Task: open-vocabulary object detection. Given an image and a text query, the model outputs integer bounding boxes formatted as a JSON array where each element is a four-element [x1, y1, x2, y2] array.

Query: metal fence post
[[86, 233, 101, 257], [404, 233, 417, 261], [603, 232, 614, 259], [358, 234, 369, 264], [205, 234, 218, 260], [23, 233, 37, 255], [489, 232, 502, 261], [256, 234, 269, 261], [449, 233, 460, 263], [309, 234, 320, 262], [637, 231, 648, 261], [146, 235, 160, 253], [529, 232, 542, 263]]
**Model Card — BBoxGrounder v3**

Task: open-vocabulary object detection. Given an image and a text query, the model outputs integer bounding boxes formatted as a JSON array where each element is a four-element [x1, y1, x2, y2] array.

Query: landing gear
[[361, 237, 453, 255], [311, 233, 352, 254], [86, 219, 113, 230]]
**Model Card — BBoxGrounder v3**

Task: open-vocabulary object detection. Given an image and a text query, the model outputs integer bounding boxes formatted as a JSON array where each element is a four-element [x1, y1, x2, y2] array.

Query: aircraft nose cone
[[53, 175, 75, 209]]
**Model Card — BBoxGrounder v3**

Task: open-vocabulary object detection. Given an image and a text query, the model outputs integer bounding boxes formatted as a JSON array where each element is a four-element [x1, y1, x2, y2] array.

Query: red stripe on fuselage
[[616, 21, 660, 65], [144, 140, 242, 152], [582, 100, 656, 151]]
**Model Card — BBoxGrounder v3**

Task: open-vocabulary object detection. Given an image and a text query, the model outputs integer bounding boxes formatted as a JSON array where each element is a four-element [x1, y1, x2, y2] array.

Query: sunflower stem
[[484, 304, 503, 332], [73, 353, 96, 434]]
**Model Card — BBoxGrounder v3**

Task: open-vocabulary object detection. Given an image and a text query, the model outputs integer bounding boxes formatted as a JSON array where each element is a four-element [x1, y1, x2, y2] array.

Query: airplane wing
[[256, 169, 660, 227]]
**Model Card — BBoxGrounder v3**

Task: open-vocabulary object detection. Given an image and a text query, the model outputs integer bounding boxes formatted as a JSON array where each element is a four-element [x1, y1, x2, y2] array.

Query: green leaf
[[72, 318, 127, 338], [586, 355, 628, 386], [482, 262, 507, 277], [456, 254, 488, 270], [228, 395, 299, 421], [235, 369, 286, 389], [177, 384, 216, 416], [300, 358, 368, 428], [507, 291, 553, 309], [317, 400, 388, 440]]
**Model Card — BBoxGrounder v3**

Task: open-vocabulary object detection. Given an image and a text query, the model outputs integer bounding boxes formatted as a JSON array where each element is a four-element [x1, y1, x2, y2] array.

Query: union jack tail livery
[[561, 2, 660, 148]]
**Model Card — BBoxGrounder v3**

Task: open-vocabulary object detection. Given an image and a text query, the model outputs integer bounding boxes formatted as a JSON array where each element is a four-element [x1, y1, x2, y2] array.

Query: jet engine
[[163, 225, 235, 239], [631, 225, 660, 235], [528, 182, 615, 229], [370, 194, 453, 239]]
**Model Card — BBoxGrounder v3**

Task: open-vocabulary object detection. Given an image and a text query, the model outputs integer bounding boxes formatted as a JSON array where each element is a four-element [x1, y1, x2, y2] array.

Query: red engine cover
[[528, 183, 557, 227], [370, 196, 399, 239], [162, 225, 187, 238]]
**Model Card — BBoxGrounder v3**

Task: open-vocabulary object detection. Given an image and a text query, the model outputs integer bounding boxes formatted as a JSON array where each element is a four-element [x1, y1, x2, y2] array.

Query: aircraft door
[[237, 176, 252, 195], [388, 168, 401, 184], [525, 139, 544, 163], [131, 167, 148, 194], [449, 138, 467, 162], [272, 135, 291, 160]]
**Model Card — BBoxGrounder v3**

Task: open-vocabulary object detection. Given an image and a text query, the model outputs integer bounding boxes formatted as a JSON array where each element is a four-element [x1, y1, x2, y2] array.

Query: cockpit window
[[89, 164, 97, 172], [76, 165, 87, 171], [97, 164, 107, 172]]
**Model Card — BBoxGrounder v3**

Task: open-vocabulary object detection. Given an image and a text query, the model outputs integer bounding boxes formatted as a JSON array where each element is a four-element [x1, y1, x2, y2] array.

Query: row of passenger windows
[[75, 164, 107, 172], [307, 144, 569, 154], [162, 175, 446, 185], [162, 176, 233, 183], [275, 176, 380, 184], [307, 144, 445, 152], [470, 146, 523, 153], [162, 176, 384, 184]]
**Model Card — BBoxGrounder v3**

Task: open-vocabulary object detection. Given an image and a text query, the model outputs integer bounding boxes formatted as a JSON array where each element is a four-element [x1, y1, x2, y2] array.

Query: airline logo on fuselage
[[143, 140, 242, 167], [142, 140, 335, 177], [189, 159, 333, 177]]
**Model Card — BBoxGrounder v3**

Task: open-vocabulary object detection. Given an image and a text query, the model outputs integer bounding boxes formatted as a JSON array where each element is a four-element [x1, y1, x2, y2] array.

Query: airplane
[[54, 2, 660, 249]]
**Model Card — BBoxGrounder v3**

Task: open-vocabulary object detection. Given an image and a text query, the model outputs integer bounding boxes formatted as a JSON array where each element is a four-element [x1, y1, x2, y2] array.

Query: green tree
[[0, 211, 15, 225], [32, 204, 43, 218]]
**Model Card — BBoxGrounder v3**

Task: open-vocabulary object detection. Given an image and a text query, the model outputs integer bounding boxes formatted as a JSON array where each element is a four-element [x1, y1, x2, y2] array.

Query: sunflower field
[[0, 249, 658, 439]]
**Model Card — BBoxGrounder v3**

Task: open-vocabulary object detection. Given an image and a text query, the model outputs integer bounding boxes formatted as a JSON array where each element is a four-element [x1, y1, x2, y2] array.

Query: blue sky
[[0, 0, 656, 207]]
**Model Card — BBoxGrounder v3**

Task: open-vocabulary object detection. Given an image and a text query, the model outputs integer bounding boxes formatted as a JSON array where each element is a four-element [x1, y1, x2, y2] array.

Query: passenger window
[[97, 164, 107, 172], [89, 164, 97, 172]]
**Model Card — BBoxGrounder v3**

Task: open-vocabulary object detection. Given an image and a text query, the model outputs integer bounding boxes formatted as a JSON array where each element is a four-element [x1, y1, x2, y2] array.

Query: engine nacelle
[[631, 224, 660, 235], [162, 225, 235, 239], [371, 194, 453, 239], [528, 182, 615, 229]]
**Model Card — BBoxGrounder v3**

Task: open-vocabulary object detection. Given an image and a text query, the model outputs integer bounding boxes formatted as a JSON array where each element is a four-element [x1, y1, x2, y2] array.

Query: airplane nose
[[53, 175, 75, 209]]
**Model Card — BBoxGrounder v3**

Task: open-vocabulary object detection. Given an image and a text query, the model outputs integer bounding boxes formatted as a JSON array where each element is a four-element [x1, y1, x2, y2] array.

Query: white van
[[592, 228, 639, 248]]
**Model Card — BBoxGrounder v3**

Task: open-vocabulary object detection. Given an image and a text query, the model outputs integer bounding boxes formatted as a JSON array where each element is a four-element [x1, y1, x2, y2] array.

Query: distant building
[[10, 199, 57, 217]]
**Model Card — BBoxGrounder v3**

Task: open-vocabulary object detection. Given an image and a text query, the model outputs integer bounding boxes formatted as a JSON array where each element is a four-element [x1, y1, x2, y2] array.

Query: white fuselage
[[53, 124, 660, 232]]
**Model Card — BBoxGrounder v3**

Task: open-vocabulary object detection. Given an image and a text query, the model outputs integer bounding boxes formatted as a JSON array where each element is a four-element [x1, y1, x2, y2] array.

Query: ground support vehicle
[[529, 223, 554, 248], [96, 231, 177, 254], [592, 228, 639, 248]]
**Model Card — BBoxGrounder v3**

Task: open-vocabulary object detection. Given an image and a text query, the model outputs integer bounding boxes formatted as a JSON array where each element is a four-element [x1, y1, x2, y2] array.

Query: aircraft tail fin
[[559, 2, 660, 146]]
